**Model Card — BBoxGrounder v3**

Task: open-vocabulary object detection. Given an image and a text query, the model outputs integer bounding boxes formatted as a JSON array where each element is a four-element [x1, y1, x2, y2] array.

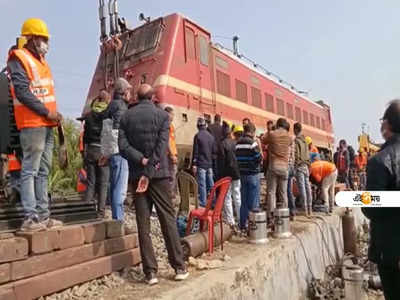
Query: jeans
[[197, 167, 214, 207], [358, 171, 366, 190], [133, 178, 186, 275], [321, 170, 338, 211], [266, 166, 288, 215], [295, 165, 312, 209], [223, 179, 241, 225], [240, 174, 260, 229], [83, 145, 110, 218], [20, 127, 54, 220], [110, 154, 129, 221], [338, 171, 350, 189], [287, 166, 296, 215]]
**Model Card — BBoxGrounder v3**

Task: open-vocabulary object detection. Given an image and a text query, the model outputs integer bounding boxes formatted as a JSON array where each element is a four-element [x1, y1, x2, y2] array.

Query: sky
[[1, 0, 400, 147]]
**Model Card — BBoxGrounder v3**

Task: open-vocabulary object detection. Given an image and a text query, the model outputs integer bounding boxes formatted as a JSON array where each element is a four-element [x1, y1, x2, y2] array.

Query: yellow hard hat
[[233, 125, 244, 133], [21, 18, 50, 39], [224, 120, 233, 129], [305, 136, 312, 145]]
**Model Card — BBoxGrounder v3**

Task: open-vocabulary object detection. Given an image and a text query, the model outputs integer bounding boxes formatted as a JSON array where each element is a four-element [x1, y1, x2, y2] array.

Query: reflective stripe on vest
[[8, 154, 21, 172], [8, 48, 57, 129]]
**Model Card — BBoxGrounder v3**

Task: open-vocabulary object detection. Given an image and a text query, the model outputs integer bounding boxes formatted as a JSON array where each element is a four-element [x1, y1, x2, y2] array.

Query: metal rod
[[98, 0, 107, 41], [108, 0, 115, 36]]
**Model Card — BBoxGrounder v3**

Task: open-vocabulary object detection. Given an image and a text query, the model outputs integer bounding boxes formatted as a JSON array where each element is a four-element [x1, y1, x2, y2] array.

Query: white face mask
[[33, 39, 49, 56]]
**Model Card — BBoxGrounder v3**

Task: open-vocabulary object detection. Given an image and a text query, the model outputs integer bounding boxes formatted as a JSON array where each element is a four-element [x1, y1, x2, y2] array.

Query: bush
[[49, 119, 83, 195]]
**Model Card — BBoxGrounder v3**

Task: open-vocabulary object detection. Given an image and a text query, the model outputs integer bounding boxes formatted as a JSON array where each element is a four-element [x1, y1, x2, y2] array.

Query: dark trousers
[[83, 145, 109, 218], [378, 263, 400, 300], [134, 178, 185, 275]]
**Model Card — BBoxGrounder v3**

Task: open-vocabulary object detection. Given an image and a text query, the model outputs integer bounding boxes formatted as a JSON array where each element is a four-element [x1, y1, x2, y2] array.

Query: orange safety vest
[[310, 145, 319, 153], [169, 124, 177, 158], [354, 154, 367, 171], [76, 168, 87, 193], [310, 161, 336, 183], [7, 154, 21, 172], [8, 48, 57, 130]]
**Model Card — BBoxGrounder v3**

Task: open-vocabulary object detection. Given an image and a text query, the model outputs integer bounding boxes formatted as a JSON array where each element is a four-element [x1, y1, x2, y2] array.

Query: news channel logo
[[334, 191, 399, 207]]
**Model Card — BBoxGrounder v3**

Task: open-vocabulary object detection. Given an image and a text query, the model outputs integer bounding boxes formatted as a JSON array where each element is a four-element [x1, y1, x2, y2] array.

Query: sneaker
[[20, 218, 46, 232], [174, 269, 189, 281], [145, 273, 159, 285], [41, 218, 63, 229]]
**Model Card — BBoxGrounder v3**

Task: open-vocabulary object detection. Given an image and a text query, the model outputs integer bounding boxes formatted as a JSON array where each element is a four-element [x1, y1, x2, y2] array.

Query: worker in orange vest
[[7, 153, 21, 203], [354, 149, 367, 190], [305, 136, 319, 153], [164, 106, 178, 202], [309, 158, 338, 215], [7, 18, 63, 232]]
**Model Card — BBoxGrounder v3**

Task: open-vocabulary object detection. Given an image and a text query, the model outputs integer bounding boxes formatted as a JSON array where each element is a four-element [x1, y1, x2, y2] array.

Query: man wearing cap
[[7, 18, 63, 232], [192, 117, 217, 207], [101, 77, 131, 221]]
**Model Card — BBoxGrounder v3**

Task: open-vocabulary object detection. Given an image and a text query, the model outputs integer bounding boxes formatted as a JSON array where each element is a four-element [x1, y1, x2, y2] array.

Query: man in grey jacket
[[101, 77, 130, 221], [119, 84, 188, 285], [293, 123, 312, 217]]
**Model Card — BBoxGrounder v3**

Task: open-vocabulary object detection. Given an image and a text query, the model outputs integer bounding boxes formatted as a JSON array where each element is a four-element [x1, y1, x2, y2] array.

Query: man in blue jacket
[[192, 118, 217, 207]]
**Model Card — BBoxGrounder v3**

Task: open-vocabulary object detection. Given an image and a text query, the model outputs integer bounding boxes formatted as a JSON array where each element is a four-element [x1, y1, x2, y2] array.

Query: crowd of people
[[191, 114, 371, 233]]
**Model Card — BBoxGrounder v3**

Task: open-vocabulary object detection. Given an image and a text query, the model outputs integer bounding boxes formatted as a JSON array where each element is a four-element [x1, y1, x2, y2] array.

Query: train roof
[[169, 13, 328, 110]]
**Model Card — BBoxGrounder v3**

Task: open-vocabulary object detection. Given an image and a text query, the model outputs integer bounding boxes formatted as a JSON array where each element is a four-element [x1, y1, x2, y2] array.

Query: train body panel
[[84, 13, 335, 160]]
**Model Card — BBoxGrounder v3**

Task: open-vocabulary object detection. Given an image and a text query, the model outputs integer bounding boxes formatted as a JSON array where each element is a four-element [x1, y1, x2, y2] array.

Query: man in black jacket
[[219, 121, 241, 227], [362, 100, 400, 300], [192, 118, 217, 207], [208, 114, 223, 179], [119, 84, 188, 285], [82, 96, 109, 218]]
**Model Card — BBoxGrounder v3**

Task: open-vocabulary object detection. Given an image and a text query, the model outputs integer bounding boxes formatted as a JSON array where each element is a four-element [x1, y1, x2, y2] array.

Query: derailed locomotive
[[84, 3, 334, 167]]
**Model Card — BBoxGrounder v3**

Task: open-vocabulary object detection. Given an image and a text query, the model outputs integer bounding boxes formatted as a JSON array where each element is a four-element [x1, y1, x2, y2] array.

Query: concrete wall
[[155, 215, 344, 300]]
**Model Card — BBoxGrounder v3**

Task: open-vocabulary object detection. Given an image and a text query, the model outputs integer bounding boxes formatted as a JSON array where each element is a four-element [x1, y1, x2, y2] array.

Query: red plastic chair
[[185, 177, 232, 254]]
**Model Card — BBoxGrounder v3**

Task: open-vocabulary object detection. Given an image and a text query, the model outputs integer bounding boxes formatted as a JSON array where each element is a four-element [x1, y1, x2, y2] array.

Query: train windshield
[[124, 18, 163, 59]]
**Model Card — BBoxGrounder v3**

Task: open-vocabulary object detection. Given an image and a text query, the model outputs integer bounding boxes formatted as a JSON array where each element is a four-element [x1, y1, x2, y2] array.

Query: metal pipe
[[98, 0, 107, 41], [342, 209, 359, 256], [113, 0, 119, 34], [108, 0, 115, 36], [233, 36, 239, 56], [181, 223, 232, 259]]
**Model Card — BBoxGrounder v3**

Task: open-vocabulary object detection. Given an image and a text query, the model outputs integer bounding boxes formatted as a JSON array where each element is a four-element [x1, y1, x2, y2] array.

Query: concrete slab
[[149, 213, 344, 300]]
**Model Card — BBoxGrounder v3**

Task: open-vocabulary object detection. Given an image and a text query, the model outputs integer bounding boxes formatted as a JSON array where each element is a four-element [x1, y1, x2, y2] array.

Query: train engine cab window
[[185, 27, 196, 61], [125, 18, 162, 59], [277, 98, 285, 116], [199, 35, 209, 66]]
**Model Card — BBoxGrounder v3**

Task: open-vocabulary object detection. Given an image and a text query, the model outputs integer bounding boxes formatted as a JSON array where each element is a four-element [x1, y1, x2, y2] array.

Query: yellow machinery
[[358, 133, 380, 156]]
